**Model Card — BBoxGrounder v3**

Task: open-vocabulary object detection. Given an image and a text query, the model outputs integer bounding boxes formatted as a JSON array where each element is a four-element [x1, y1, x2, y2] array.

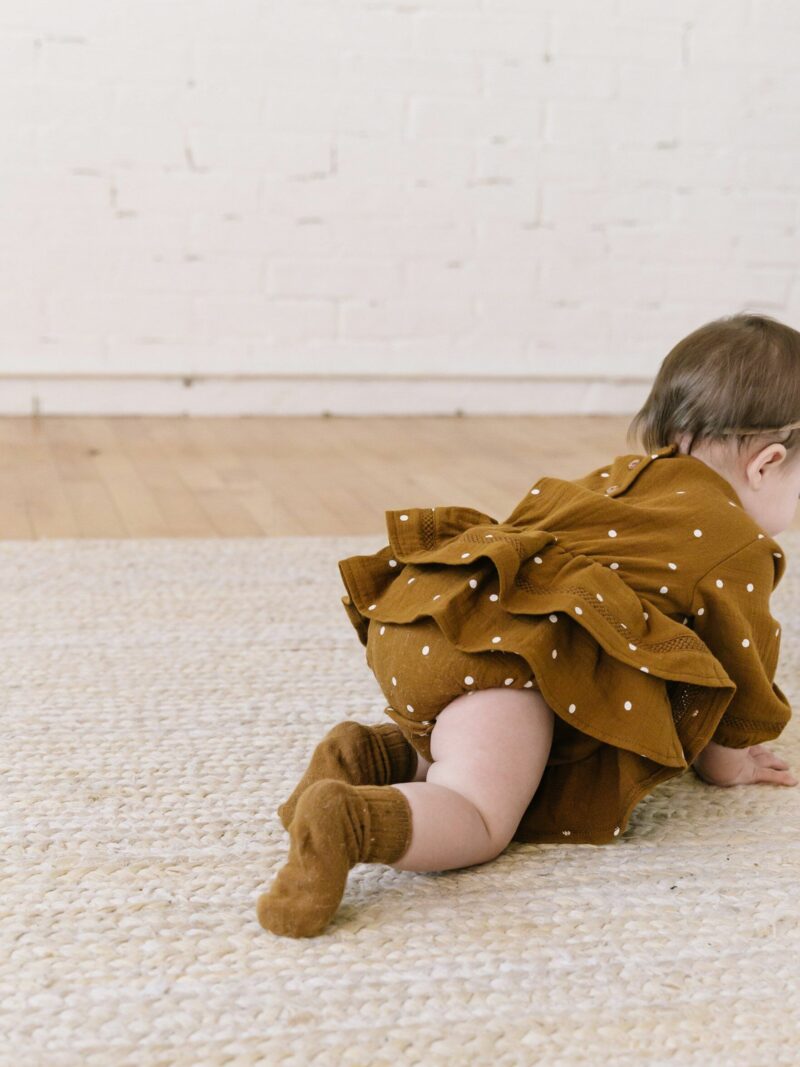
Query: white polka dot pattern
[[365, 467, 793, 800]]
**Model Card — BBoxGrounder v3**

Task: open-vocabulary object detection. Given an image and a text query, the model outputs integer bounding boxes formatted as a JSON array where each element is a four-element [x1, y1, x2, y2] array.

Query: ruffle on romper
[[337, 505, 739, 845]]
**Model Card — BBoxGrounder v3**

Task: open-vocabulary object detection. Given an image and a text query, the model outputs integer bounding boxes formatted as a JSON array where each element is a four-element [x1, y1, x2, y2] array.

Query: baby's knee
[[424, 762, 518, 855]]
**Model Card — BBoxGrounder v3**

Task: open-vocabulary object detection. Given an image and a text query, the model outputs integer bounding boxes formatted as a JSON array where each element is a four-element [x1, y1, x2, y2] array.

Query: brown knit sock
[[258, 779, 413, 939], [276, 721, 418, 831]]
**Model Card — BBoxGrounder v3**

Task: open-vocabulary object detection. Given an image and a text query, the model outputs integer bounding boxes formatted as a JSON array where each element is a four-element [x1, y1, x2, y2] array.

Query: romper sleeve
[[689, 537, 791, 749]]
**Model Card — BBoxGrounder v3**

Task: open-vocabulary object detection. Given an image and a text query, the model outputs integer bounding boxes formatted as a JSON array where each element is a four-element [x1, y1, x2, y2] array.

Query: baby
[[258, 311, 800, 939]]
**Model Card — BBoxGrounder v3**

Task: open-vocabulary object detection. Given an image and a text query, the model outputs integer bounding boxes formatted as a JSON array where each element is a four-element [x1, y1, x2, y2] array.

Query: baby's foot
[[259, 779, 412, 938], [277, 721, 417, 830]]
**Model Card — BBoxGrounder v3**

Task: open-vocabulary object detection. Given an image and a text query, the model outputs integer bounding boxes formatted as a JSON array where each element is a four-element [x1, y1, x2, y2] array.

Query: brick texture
[[1, 0, 798, 392]]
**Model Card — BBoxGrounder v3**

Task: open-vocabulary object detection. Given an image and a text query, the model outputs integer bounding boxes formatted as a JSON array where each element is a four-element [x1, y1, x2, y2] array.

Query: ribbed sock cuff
[[373, 722, 418, 782], [358, 785, 413, 865]]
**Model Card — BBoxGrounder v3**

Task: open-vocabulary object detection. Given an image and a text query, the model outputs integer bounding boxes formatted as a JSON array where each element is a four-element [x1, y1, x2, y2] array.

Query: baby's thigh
[[427, 687, 555, 850]]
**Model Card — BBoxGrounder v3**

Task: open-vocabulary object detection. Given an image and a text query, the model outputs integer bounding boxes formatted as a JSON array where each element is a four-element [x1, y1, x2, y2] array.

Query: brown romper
[[337, 443, 792, 845]]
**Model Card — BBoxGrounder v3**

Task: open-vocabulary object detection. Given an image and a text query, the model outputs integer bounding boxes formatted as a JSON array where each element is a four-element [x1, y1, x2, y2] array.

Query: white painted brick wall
[[0, 0, 798, 413]]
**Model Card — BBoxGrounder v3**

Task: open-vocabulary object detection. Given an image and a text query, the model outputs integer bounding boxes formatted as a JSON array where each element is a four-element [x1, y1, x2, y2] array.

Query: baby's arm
[[692, 738, 798, 787]]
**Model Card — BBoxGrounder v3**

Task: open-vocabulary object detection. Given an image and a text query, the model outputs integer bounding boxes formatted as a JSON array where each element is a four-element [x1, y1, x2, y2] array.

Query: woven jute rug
[[2, 534, 799, 1067]]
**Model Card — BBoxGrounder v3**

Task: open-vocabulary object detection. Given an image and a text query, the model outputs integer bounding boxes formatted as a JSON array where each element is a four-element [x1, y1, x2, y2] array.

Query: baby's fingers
[[752, 763, 798, 786], [750, 745, 791, 770]]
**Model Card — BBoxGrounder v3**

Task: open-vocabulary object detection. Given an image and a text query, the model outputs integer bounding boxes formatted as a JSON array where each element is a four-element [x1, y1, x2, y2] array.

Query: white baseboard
[[0, 375, 653, 416]]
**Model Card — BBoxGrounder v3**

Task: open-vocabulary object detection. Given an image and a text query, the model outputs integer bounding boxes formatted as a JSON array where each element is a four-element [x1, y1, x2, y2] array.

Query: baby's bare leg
[[390, 688, 555, 873]]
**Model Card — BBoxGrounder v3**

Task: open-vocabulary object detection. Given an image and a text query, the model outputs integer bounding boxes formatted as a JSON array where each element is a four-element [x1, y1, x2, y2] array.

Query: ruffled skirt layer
[[338, 506, 736, 844]]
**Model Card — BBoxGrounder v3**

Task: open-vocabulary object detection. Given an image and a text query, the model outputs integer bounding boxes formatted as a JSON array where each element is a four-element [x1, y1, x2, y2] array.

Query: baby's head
[[628, 312, 800, 537]]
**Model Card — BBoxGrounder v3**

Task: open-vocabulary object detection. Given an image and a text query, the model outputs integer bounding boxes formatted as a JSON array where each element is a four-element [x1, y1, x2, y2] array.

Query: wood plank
[[0, 419, 34, 538], [42, 418, 126, 538], [182, 419, 266, 536], [215, 418, 308, 536], [0, 414, 797, 538], [76, 418, 170, 537], [116, 418, 218, 537], [15, 417, 80, 538], [237, 417, 360, 536]]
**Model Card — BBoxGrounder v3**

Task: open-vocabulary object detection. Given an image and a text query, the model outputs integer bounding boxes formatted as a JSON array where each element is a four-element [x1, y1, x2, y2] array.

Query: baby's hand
[[692, 740, 799, 788]]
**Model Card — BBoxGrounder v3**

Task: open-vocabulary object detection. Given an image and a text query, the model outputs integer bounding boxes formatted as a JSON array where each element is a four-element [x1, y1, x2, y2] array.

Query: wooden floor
[[3, 415, 797, 538]]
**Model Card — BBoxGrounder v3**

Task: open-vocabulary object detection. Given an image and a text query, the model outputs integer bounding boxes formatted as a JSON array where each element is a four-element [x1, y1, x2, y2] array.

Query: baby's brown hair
[[627, 312, 800, 462]]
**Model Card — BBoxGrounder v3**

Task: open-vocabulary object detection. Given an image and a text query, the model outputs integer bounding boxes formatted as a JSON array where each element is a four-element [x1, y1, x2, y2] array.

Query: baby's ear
[[749, 442, 788, 484]]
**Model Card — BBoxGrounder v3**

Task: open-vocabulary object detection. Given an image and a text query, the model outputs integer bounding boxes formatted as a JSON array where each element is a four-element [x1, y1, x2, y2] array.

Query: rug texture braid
[[2, 535, 799, 1067]]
